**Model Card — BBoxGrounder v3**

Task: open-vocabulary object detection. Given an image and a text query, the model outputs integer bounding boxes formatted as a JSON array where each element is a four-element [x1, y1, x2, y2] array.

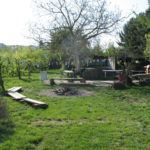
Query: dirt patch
[[32, 119, 107, 125], [39, 88, 95, 97], [32, 119, 65, 125], [24, 88, 33, 92]]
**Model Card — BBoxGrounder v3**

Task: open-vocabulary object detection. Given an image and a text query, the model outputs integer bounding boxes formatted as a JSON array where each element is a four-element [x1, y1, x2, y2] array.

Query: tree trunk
[[28, 62, 32, 79], [61, 62, 65, 70], [123, 62, 132, 85], [17, 66, 21, 80], [16, 60, 21, 79], [0, 62, 5, 95], [74, 48, 80, 73]]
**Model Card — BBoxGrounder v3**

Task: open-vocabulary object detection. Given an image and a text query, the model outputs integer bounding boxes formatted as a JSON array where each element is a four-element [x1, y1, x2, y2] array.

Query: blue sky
[[0, 0, 149, 46]]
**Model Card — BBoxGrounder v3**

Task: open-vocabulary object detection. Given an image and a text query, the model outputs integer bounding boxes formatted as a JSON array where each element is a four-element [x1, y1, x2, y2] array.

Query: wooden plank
[[7, 87, 22, 92], [23, 98, 45, 104], [7, 91, 26, 100], [59, 83, 95, 87], [131, 74, 150, 79], [7, 87, 48, 109], [53, 78, 84, 80], [64, 70, 73, 73], [51, 78, 86, 83], [23, 98, 48, 108]]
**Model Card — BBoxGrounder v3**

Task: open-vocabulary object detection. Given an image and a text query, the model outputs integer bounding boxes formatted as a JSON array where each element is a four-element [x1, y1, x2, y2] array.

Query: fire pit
[[53, 87, 79, 96], [39, 88, 95, 97]]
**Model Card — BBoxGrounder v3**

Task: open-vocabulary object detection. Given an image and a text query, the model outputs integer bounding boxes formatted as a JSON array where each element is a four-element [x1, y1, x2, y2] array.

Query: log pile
[[7, 87, 48, 109]]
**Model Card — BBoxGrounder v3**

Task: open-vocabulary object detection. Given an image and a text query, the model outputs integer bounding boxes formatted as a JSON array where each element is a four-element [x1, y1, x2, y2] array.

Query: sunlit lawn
[[0, 69, 150, 150]]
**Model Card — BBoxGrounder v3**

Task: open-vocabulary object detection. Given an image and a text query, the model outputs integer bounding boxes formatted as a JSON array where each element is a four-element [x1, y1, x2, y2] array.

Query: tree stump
[[112, 82, 125, 90], [50, 78, 55, 86]]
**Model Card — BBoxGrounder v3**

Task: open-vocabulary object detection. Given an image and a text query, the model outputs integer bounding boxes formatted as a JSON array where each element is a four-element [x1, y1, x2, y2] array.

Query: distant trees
[[91, 42, 122, 58], [0, 46, 52, 80], [105, 43, 121, 57], [91, 44, 104, 57]]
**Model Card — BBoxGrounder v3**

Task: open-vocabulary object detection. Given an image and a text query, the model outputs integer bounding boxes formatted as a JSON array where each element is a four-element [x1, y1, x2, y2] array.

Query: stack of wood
[[7, 87, 48, 109]]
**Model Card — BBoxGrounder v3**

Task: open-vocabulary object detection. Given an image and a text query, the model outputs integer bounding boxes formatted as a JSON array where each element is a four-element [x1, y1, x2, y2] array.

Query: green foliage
[[49, 29, 72, 63], [119, 15, 148, 57], [138, 7, 150, 59], [0, 46, 52, 79], [48, 28, 90, 70], [105, 43, 121, 57], [91, 44, 104, 56], [91, 43, 122, 58]]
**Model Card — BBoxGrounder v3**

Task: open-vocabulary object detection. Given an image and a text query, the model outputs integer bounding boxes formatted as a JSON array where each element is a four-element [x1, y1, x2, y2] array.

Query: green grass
[[0, 69, 150, 150]]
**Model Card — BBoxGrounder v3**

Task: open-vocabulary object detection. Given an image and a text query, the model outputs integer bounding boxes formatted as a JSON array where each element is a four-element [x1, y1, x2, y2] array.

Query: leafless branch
[[32, 0, 126, 42]]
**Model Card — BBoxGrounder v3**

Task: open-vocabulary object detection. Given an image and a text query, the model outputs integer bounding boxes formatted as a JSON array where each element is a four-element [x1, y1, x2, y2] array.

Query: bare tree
[[35, 0, 122, 39], [32, 0, 123, 71]]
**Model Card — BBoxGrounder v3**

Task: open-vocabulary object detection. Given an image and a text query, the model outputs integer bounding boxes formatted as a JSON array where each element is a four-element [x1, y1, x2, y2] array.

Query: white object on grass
[[40, 71, 48, 83]]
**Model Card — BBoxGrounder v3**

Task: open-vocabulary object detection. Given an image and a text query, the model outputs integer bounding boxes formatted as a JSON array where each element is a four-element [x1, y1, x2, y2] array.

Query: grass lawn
[[0, 69, 150, 150]]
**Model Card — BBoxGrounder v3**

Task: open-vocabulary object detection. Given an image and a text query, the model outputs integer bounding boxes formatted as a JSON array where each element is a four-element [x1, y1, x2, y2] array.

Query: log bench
[[59, 83, 95, 87], [51, 78, 86, 83]]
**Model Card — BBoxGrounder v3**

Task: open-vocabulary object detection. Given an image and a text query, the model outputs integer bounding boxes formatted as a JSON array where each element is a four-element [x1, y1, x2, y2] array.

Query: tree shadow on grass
[[0, 97, 14, 143], [20, 78, 39, 82], [0, 119, 14, 143], [129, 85, 150, 96]]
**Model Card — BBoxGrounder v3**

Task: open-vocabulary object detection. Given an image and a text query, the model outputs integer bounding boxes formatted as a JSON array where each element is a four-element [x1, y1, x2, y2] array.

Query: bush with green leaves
[[0, 46, 53, 79]]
